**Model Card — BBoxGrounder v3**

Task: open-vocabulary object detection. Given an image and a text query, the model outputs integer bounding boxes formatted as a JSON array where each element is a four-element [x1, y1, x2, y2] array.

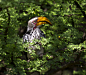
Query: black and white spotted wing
[[23, 28, 45, 43]]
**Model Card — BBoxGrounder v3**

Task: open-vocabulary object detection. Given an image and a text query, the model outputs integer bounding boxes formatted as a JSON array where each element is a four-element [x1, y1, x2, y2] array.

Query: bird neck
[[34, 26, 37, 30]]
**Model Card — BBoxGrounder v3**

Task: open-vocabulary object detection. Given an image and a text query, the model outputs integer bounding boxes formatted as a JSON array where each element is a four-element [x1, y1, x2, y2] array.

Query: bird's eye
[[32, 20, 37, 25], [33, 21, 36, 23]]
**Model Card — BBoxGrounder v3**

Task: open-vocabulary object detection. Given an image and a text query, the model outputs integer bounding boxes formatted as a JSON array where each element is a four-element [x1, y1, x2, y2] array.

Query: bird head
[[27, 17, 52, 32]]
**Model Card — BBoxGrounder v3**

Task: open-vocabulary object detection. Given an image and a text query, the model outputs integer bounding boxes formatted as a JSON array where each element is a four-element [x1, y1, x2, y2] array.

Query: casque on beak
[[36, 17, 52, 27]]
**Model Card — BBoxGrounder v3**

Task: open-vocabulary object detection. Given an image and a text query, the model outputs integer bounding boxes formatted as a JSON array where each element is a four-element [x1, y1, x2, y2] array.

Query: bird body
[[23, 17, 51, 59], [23, 28, 45, 43], [23, 28, 45, 59]]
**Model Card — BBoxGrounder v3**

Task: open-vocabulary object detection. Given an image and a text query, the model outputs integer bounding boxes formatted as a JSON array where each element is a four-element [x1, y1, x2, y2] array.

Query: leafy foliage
[[0, 0, 86, 75]]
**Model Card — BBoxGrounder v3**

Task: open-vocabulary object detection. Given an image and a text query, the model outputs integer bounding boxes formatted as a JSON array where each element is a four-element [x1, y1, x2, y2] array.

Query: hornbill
[[23, 17, 52, 59]]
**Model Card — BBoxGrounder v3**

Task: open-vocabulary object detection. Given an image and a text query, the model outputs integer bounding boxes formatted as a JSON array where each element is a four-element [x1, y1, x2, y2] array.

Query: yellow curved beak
[[36, 17, 52, 27]]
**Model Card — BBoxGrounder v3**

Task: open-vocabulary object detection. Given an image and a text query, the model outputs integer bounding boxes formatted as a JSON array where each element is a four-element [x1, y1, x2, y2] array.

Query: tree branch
[[44, 60, 84, 75], [74, 1, 86, 19]]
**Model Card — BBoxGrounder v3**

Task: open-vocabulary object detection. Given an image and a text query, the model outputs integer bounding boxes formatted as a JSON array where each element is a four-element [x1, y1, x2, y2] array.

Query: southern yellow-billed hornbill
[[23, 17, 52, 59]]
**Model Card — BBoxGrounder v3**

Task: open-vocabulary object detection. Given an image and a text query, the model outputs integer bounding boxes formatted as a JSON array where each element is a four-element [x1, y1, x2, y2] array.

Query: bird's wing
[[23, 33, 30, 43], [23, 28, 45, 43], [30, 28, 45, 41]]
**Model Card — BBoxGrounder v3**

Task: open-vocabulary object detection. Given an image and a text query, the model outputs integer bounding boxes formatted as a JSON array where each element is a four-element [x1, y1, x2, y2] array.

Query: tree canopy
[[0, 0, 86, 75]]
